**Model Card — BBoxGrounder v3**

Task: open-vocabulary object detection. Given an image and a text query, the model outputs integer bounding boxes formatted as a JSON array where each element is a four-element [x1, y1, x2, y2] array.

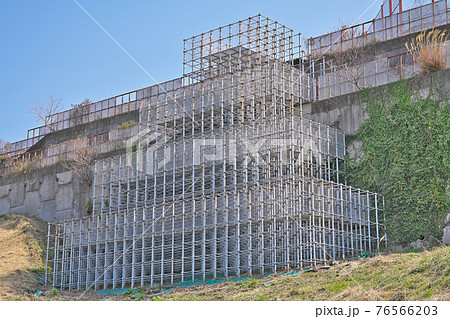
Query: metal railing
[[313, 40, 450, 100], [307, 0, 449, 57], [0, 78, 182, 158], [0, 125, 139, 176], [87, 132, 109, 146], [387, 51, 415, 70]]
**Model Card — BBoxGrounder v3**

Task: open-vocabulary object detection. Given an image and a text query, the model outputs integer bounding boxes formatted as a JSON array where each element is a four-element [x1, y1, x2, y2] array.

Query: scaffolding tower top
[[183, 14, 301, 82]]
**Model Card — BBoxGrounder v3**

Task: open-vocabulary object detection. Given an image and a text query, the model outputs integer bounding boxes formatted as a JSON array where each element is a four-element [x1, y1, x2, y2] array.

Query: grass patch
[[240, 279, 260, 288], [153, 246, 450, 301], [325, 281, 351, 294], [255, 294, 268, 301], [117, 120, 137, 130], [135, 294, 145, 301], [228, 284, 237, 291], [406, 28, 447, 74], [123, 290, 135, 296]]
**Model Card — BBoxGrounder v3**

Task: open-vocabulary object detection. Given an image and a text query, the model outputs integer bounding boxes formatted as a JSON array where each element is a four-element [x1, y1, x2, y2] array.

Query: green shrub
[[117, 120, 137, 130], [240, 279, 260, 288]]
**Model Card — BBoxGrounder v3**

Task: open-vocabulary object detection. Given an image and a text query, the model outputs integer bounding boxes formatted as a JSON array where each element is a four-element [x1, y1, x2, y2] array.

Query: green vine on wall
[[345, 80, 450, 244]]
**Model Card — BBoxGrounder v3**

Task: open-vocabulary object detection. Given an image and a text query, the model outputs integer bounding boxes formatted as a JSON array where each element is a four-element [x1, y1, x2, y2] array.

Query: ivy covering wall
[[345, 80, 450, 244]]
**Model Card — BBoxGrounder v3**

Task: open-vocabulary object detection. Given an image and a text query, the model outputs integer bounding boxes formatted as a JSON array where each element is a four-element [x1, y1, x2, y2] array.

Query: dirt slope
[[0, 214, 48, 300]]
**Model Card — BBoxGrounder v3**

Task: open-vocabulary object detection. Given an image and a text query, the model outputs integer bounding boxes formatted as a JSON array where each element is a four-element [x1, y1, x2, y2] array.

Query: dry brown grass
[[406, 28, 448, 74], [0, 214, 47, 300], [156, 247, 450, 301], [9, 156, 42, 174]]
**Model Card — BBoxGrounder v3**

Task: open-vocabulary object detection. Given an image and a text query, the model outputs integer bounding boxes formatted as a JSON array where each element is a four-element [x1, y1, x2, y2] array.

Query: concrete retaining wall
[[309, 69, 450, 134], [0, 164, 91, 222], [309, 69, 450, 245], [0, 108, 138, 222]]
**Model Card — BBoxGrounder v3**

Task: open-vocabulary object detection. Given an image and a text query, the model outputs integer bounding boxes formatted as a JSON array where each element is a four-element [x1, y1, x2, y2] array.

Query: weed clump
[[117, 120, 137, 130], [406, 28, 447, 74]]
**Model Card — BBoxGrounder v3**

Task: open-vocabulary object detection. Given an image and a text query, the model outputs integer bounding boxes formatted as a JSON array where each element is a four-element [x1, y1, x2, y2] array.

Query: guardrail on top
[[0, 125, 140, 176], [0, 78, 183, 158], [307, 0, 449, 58], [313, 40, 450, 101], [42, 77, 182, 135]]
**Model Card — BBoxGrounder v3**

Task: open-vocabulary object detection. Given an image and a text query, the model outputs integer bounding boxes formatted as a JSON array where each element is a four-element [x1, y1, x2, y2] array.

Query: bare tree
[[327, 44, 374, 91], [62, 139, 97, 186], [334, 18, 367, 41], [29, 96, 63, 132], [0, 138, 11, 154], [69, 98, 91, 126], [0, 139, 11, 174]]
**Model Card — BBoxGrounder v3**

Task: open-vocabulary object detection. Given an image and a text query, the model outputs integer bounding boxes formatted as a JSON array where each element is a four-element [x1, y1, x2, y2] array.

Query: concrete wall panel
[[0, 185, 10, 198], [0, 197, 10, 213], [56, 171, 72, 185], [40, 175, 56, 202], [40, 200, 57, 221], [10, 182, 25, 208], [24, 191, 41, 217], [26, 178, 41, 192], [56, 184, 74, 212]]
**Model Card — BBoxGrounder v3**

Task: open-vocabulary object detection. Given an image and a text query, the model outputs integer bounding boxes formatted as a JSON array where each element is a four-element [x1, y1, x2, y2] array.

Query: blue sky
[[0, 0, 384, 143]]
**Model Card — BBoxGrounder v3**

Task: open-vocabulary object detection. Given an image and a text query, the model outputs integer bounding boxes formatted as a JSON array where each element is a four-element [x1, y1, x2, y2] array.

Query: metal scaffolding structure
[[45, 15, 385, 291]]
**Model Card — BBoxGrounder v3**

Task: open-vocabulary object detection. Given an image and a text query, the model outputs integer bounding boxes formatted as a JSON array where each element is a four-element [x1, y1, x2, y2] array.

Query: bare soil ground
[[0, 213, 449, 301]]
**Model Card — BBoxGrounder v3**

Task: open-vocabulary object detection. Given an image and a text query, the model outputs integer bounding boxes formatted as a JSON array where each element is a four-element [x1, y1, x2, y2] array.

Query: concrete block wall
[[0, 165, 91, 222], [0, 105, 138, 222]]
